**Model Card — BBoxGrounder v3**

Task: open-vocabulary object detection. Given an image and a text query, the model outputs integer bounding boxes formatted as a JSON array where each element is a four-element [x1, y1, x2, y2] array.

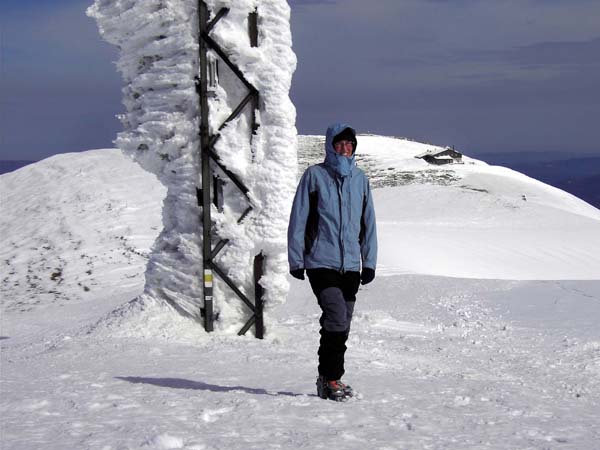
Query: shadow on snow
[[116, 376, 311, 398]]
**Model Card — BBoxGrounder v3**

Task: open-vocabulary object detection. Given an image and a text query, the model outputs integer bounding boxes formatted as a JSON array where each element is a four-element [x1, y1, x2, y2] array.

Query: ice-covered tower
[[88, 0, 297, 335]]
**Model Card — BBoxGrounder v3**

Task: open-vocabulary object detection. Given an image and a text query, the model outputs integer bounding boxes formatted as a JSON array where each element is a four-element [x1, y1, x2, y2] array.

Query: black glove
[[360, 268, 375, 285], [290, 269, 305, 280]]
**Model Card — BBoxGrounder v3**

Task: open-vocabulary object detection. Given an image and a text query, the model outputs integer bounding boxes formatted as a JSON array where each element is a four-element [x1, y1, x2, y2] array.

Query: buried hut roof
[[415, 147, 463, 159]]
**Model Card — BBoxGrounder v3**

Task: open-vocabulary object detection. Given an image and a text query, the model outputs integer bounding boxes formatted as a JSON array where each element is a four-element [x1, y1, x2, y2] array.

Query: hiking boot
[[316, 375, 328, 399], [337, 380, 354, 397], [316, 376, 347, 401]]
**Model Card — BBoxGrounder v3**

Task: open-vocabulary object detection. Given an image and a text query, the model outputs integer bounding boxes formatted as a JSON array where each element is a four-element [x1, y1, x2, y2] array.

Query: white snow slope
[[1, 139, 600, 450]]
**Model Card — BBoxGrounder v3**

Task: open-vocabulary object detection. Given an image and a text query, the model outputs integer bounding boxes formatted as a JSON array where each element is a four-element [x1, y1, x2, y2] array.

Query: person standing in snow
[[287, 123, 377, 401]]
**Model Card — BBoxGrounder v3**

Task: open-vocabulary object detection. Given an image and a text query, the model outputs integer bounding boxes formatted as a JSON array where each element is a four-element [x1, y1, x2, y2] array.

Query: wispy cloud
[[495, 37, 600, 68]]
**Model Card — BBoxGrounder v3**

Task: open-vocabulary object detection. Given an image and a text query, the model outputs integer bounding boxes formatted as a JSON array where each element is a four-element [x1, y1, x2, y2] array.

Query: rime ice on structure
[[88, 0, 297, 333]]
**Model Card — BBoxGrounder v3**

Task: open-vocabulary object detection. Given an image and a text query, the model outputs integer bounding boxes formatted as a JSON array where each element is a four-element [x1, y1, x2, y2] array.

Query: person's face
[[333, 140, 354, 157]]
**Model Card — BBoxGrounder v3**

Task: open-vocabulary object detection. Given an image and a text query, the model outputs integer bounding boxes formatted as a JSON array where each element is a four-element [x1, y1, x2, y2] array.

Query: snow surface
[[2, 141, 600, 449]]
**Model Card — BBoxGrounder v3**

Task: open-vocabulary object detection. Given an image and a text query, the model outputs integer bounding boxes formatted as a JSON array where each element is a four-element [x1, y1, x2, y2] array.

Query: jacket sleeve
[[360, 178, 378, 270], [287, 169, 312, 271]]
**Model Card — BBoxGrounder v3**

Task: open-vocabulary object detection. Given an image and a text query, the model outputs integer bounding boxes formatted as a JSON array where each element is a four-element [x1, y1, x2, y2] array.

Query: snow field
[[0, 150, 165, 341], [2, 143, 600, 449], [2, 275, 599, 449], [375, 184, 600, 280]]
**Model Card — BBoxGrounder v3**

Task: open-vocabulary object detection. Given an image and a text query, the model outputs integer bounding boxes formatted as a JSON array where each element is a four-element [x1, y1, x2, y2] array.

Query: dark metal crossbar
[[207, 7, 229, 32], [207, 148, 250, 196], [208, 261, 256, 312], [201, 32, 258, 95], [217, 92, 258, 132], [209, 239, 229, 261]]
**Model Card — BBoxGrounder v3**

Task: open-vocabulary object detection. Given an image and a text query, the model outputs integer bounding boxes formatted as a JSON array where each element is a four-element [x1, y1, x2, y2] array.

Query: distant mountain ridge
[[475, 153, 600, 209], [495, 156, 600, 180], [0, 160, 37, 175], [555, 174, 600, 210]]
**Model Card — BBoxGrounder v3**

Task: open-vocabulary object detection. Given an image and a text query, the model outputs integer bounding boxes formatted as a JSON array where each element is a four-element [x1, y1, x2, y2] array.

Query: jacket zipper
[[337, 176, 345, 273]]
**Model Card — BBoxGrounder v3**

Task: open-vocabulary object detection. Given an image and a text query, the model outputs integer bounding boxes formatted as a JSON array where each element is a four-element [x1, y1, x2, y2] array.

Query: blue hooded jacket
[[288, 123, 378, 273]]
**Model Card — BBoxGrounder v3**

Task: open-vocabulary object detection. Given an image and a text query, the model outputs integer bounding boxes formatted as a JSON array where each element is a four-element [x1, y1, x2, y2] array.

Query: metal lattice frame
[[197, 1, 264, 338]]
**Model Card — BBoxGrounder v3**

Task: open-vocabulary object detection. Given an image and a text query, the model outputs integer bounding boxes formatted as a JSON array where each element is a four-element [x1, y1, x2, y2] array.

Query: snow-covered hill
[[307, 134, 600, 280], [2, 138, 598, 317], [1, 138, 600, 449], [1, 150, 165, 320]]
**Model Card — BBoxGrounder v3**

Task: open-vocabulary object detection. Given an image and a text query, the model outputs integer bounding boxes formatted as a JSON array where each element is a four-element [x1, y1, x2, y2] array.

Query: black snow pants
[[307, 268, 361, 381]]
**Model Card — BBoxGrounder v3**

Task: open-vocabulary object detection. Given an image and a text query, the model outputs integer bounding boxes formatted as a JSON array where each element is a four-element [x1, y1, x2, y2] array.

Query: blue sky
[[1, 0, 599, 161]]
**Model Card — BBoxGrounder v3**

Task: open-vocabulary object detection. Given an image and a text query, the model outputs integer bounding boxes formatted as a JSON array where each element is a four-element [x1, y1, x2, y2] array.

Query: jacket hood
[[324, 122, 357, 177]]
